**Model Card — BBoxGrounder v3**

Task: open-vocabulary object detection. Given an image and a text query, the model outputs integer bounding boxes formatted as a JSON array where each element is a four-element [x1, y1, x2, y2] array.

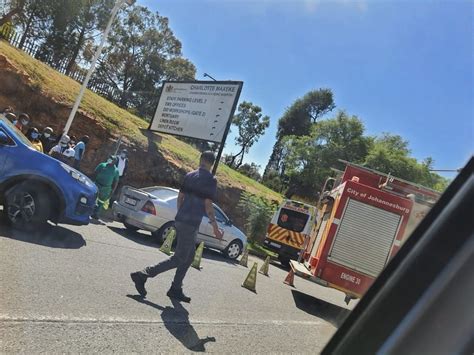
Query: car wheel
[[152, 221, 175, 245], [5, 183, 51, 231], [224, 239, 243, 260], [123, 222, 139, 232]]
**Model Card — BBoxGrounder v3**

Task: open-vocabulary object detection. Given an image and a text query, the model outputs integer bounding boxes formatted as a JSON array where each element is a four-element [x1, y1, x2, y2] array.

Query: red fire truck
[[289, 161, 440, 303]]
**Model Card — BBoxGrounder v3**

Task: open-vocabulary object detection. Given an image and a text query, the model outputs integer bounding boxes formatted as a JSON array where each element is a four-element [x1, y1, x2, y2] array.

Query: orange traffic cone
[[283, 269, 295, 287]]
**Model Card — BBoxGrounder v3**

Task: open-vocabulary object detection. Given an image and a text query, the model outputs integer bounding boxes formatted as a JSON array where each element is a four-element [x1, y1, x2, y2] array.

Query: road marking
[[0, 315, 325, 327]]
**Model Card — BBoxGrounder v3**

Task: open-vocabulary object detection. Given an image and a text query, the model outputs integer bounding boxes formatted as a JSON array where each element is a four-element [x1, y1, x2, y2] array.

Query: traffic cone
[[259, 256, 270, 276], [239, 246, 249, 267], [159, 228, 175, 256], [242, 262, 258, 293], [192, 242, 204, 270], [283, 269, 295, 287]]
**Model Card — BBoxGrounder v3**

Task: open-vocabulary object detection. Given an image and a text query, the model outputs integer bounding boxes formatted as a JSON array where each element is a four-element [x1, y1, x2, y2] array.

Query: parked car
[[0, 115, 97, 229], [112, 185, 247, 259]]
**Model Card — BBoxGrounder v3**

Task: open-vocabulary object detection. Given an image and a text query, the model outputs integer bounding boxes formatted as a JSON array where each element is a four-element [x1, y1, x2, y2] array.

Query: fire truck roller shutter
[[328, 198, 402, 277]]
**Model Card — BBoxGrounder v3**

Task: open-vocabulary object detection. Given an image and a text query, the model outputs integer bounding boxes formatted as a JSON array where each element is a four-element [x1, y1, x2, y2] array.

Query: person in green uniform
[[92, 155, 119, 219]]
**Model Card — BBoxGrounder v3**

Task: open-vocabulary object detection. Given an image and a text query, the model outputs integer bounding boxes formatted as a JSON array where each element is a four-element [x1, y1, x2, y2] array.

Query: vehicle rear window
[[277, 208, 309, 233]]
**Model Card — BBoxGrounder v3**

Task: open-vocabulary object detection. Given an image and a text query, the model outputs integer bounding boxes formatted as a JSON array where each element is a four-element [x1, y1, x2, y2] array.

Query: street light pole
[[62, 0, 134, 135]]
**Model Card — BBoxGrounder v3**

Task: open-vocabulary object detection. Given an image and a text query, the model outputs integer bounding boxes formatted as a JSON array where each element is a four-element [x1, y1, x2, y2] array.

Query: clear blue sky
[[141, 0, 473, 177]]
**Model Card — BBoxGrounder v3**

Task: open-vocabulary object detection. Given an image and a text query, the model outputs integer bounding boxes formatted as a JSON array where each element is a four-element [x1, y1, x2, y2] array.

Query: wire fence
[[0, 25, 123, 105]]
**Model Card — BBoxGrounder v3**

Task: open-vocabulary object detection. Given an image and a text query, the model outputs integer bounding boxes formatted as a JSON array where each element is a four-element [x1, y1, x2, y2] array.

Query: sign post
[[149, 80, 243, 174]]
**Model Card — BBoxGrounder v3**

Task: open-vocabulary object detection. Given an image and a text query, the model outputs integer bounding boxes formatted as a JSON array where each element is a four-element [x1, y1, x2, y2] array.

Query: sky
[[141, 0, 473, 177]]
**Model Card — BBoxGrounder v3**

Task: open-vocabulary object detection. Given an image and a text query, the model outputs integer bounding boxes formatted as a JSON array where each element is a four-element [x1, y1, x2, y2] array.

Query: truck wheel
[[152, 221, 175, 245], [5, 183, 51, 231]]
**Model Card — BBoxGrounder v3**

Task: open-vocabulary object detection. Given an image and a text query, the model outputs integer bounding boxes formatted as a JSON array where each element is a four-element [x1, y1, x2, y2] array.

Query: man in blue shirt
[[73, 135, 89, 170], [131, 151, 223, 303]]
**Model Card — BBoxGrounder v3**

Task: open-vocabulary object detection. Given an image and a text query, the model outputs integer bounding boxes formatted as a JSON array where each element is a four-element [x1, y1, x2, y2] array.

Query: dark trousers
[[143, 221, 198, 290]]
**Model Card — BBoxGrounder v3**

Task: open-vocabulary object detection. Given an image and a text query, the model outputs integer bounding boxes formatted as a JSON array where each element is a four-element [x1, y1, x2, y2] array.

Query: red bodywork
[[301, 164, 438, 298]]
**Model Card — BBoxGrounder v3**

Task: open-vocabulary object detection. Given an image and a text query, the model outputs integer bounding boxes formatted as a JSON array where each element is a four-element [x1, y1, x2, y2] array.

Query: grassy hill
[[0, 41, 281, 209]]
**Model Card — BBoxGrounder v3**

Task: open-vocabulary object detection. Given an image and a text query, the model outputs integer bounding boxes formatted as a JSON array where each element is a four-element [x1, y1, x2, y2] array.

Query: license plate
[[270, 242, 281, 248], [125, 197, 137, 206]]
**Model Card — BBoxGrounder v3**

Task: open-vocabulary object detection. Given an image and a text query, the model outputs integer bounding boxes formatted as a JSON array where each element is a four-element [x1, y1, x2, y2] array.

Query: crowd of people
[[2, 106, 130, 219], [3, 106, 90, 169]]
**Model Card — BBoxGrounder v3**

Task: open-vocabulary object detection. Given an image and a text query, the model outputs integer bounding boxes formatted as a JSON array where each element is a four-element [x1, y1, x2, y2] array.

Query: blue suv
[[0, 115, 97, 229]]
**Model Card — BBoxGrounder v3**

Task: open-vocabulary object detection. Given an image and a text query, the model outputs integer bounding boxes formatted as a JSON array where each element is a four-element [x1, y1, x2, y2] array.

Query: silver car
[[112, 186, 246, 259]]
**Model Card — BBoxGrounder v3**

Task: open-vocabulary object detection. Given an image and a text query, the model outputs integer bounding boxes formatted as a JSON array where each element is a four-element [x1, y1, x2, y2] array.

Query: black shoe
[[167, 288, 191, 303], [130, 272, 147, 297]]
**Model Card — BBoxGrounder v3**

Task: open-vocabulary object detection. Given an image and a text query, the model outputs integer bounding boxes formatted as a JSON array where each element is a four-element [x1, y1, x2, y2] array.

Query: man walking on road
[[131, 151, 223, 303]]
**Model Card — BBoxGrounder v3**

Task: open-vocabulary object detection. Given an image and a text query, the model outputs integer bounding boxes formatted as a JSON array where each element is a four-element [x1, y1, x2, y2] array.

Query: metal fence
[[0, 24, 123, 105]]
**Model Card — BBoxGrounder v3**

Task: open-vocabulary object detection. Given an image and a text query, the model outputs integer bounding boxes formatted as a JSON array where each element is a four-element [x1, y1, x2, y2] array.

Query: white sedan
[[112, 186, 246, 259]]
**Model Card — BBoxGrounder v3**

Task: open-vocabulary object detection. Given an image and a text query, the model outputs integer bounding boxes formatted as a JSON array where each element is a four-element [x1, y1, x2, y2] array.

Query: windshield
[[1, 115, 34, 148]]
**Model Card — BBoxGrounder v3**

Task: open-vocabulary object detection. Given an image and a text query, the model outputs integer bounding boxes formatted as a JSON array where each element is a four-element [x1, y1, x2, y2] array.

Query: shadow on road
[[108, 226, 158, 248], [0, 223, 86, 249], [109, 226, 239, 266], [126, 294, 216, 352], [201, 248, 238, 266], [291, 290, 351, 327]]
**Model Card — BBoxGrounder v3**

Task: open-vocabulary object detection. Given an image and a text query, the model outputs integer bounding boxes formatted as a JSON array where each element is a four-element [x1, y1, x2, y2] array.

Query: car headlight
[[60, 163, 93, 187]]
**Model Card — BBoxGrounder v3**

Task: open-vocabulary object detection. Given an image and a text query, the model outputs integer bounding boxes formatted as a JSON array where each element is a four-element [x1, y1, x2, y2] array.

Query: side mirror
[[0, 131, 11, 146]]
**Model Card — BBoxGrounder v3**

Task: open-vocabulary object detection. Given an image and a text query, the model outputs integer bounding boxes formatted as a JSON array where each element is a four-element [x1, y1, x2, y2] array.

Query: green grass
[[247, 241, 278, 259], [1, 40, 282, 203]]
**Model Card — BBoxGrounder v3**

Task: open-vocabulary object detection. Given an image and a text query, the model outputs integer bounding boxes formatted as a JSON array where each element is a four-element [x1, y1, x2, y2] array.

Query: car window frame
[[0, 127, 16, 147]]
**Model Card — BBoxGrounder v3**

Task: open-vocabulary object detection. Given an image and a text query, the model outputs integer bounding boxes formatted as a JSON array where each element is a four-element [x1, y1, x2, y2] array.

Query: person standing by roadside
[[92, 155, 119, 219], [73, 135, 90, 170], [116, 149, 129, 179], [14, 113, 30, 133], [130, 151, 223, 303], [27, 127, 43, 152], [49, 134, 75, 164], [40, 127, 56, 153]]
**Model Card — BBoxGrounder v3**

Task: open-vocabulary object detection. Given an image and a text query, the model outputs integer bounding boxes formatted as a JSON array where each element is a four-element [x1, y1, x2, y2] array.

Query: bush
[[238, 191, 277, 243]]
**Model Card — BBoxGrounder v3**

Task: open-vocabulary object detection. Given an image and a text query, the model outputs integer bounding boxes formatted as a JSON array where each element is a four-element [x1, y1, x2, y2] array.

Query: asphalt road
[[0, 219, 355, 353]]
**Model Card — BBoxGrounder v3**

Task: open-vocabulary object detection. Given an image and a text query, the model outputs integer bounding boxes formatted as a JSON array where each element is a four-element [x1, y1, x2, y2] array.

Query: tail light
[[141, 201, 156, 215]]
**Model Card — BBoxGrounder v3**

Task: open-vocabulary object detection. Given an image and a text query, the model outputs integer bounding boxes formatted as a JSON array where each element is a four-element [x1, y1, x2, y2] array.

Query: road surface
[[0, 219, 354, 353]]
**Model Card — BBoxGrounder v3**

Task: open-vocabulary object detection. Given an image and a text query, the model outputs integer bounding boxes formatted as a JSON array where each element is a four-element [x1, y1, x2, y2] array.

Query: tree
[[237, 163, 262, 181], [364, 133, 449, 191], [0, 0, 26, 26], [238, 191, 277, 244], [264, 88, 335, 178], [96, 6, 196, 118], [281, 111, 371, 198], [228, 101, 270, 169]]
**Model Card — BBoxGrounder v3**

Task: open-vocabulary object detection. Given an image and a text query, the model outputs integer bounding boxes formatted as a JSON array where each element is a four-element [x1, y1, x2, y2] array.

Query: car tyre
[[152, 221, 175, 245], [123, 222, 139, 232], [224, 239, 243, 260], [5, 183, 51, 231]]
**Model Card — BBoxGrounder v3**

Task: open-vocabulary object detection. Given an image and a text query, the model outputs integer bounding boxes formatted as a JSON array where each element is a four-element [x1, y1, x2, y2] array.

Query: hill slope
[[0, 40, 282, 228]]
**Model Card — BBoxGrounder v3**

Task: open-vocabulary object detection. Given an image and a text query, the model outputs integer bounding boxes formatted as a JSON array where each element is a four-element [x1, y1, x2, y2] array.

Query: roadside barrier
[[159, 229, 175, 255], [242, 262, 258, 292], [192, 242, 204, 270]]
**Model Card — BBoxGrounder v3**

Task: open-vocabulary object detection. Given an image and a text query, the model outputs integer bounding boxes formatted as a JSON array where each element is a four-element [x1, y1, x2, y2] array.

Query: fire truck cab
[[290, 161, 440, 303]]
